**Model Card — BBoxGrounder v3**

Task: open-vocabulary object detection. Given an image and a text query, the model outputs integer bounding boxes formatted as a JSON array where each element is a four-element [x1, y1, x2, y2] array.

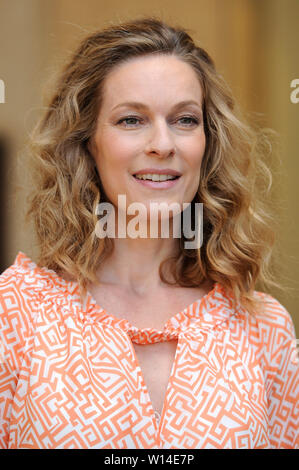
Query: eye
[[177, 115, 200, 126], [115, 114, 200, 128], [116, 116, 143, 127]]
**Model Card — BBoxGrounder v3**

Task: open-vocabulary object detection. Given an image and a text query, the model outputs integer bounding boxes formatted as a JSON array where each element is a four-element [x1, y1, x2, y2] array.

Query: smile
[[132, 174, 181, 189]]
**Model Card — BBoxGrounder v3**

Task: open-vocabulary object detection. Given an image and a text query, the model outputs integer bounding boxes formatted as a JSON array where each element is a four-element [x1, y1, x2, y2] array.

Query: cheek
[[181, 130, 206, 163], [93, 139, 128, 203], [184, 137, 206, 170], [97, 133, 138, 173]]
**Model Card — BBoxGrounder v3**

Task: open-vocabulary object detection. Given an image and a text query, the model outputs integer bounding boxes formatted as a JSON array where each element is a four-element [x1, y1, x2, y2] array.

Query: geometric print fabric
[[0, 252, 298, 448]]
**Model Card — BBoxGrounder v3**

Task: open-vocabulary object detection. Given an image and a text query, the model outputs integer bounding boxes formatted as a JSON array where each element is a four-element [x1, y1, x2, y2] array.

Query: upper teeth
[[135, 174, 177, 181]]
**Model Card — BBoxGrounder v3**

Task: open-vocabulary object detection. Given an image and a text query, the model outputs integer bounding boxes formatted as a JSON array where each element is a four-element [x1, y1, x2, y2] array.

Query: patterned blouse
[[0, 252, 298, 449]]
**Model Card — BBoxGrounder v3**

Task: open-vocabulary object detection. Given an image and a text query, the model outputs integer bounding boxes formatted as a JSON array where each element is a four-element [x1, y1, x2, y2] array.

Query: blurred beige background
[[0, 0, 298, 333]]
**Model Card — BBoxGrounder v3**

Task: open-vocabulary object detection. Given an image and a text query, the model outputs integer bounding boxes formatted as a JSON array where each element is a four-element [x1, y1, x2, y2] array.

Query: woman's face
[[89, 54, 206, 225]]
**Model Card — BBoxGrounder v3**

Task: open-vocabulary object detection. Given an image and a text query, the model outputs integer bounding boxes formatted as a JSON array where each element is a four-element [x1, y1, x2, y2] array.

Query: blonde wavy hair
[[25, 16, 284, 316]]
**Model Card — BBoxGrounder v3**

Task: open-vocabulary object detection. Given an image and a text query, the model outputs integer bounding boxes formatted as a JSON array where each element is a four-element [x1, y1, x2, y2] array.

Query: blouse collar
[[13, 251, 243, 344]]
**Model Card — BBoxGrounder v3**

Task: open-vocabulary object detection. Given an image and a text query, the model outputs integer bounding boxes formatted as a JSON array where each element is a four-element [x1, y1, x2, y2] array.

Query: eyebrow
[[111, 100, 202, 112]]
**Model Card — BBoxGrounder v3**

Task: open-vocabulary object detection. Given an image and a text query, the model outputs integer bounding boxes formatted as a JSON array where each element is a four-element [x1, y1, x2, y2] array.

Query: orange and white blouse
[[0, 252, 298, 449]]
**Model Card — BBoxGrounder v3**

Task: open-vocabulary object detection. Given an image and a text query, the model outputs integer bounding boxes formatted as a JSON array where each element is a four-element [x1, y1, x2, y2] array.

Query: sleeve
[[265, 301, 299, 448], [0, 268, 32, 449]]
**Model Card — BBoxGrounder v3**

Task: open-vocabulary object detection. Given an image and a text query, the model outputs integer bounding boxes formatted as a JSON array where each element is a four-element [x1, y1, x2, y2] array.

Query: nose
[[145, 118, 175, 158]]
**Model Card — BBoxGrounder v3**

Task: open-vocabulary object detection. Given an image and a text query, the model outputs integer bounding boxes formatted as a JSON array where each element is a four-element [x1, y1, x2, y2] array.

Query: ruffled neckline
[[12, 251, 242, 344]]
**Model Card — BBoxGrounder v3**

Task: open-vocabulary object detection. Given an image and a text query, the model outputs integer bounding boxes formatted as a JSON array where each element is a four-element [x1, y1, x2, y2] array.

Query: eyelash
[[116, 115, 200, 127]]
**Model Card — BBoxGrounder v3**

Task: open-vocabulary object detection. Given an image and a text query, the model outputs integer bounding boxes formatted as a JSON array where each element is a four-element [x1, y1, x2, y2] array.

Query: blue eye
[[116, 115, 200, 128], [177, 116, 199, 126], [117, 116, 141, 126]]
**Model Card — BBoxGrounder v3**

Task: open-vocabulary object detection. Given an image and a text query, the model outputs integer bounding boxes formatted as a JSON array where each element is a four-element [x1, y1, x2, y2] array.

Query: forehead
[[100, 54, 203, 108]]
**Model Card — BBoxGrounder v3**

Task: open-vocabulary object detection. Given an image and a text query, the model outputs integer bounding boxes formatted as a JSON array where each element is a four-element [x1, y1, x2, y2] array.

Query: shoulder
[[218, 283, 296, 342], [242, 290, 299, 380], [226, 288, 298, 370], [0, 251, 42, 304], [0, 252, 42, 343], [0, 251, 84, 328], [0, 250, 74, 300], [0, 251, 70, 334], [251, 289, 297, 341], [0, 252, 45, 369]]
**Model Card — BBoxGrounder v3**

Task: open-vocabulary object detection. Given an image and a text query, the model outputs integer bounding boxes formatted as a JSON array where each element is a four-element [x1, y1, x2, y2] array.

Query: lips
[[131, 173, 181, 189], [133, 168, 182, 177], [133, 174, 180, 181]]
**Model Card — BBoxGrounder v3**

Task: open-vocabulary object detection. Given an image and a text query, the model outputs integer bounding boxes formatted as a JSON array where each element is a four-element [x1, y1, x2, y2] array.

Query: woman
[[0, 17, 298, 449]]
